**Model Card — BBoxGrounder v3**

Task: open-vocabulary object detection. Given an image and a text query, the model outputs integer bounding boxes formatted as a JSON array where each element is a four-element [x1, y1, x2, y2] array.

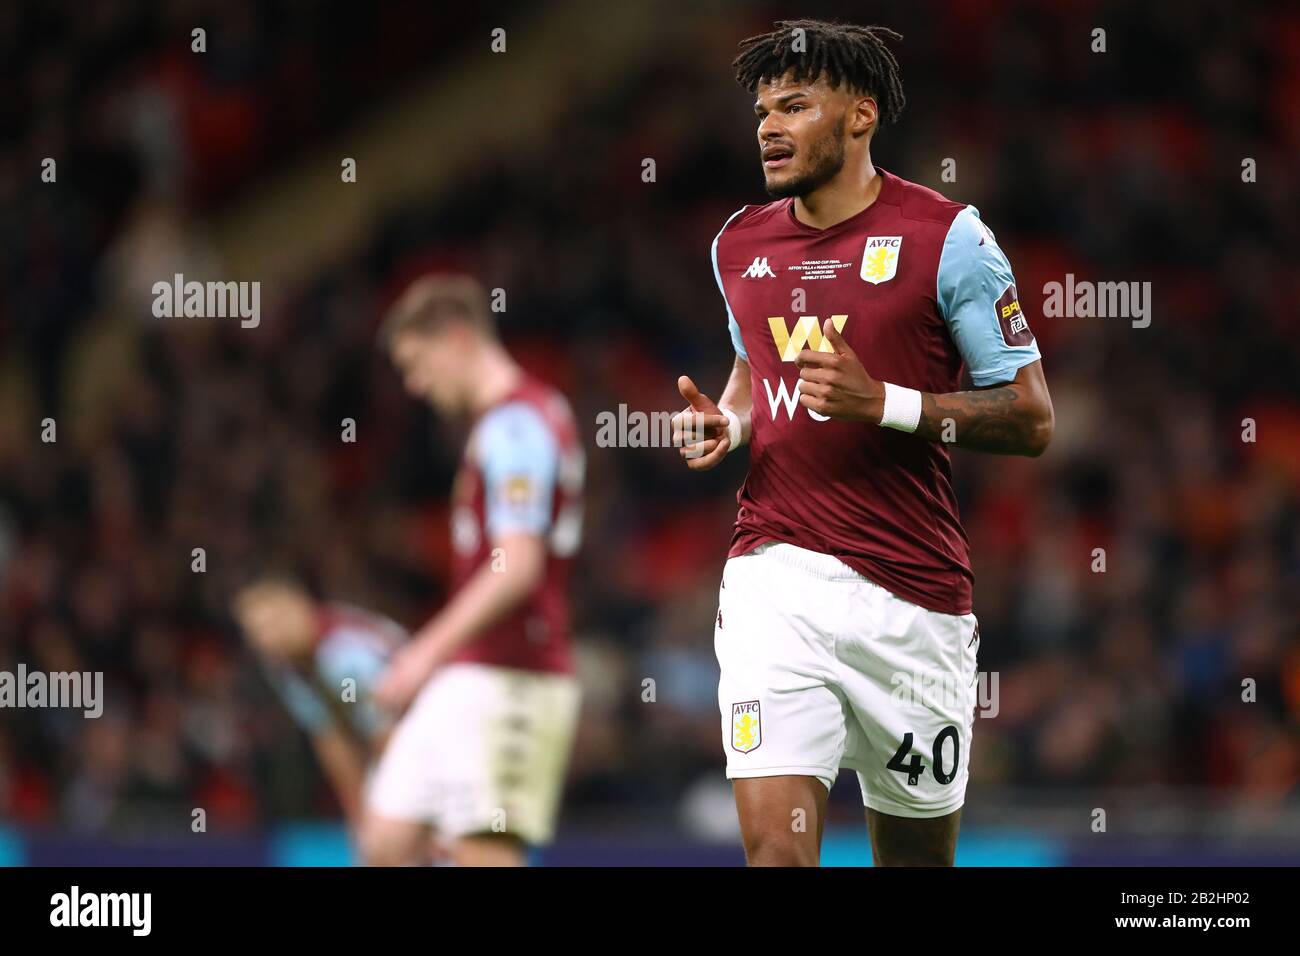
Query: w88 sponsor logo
[[762, 377, 832, 423]]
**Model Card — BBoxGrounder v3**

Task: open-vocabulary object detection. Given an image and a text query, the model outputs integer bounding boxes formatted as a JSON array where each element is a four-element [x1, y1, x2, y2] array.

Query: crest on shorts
[[731, 701, 762, 753]]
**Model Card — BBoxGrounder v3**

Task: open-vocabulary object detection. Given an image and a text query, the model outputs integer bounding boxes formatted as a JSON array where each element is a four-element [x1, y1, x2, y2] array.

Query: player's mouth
[[762, 144, 794, 170]]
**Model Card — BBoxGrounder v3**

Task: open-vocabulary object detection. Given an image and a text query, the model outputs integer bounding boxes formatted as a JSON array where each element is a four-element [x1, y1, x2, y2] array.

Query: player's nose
[[758, 113, 785, 141]]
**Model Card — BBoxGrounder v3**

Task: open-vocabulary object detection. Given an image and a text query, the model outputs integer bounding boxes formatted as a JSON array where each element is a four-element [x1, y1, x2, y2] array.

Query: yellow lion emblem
[[862, 246, 897, 283], [731, 702, 762, 753]]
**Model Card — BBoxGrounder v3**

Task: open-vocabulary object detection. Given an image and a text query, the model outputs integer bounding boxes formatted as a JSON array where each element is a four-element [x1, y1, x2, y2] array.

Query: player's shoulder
[[318, 603, 406, 655], [477, 380, 571, 451], [713, 200, 790, 244], [882, 168, 970, 227], [517, 376, 578, 431], [477, 399, 550, 443]]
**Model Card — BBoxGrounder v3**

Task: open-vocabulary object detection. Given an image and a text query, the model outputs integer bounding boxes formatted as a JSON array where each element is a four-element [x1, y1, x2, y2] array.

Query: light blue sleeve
[[712, 208, 748, 360], [937, 205, 1041, 386], [477, 402, 558, 538], [318, 630, 394, 738]]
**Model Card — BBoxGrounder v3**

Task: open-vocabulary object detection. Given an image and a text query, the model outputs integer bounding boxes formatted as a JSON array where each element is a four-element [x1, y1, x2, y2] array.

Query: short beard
[[764, 130, 846, 199]]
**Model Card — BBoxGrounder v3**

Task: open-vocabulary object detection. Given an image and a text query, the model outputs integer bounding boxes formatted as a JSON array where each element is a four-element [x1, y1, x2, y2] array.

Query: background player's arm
[[310, 725, 372, 830], [415, 531, 546, 660], [672, 356, 752, 471], [307, 633, 396, 825], [261, 659, 379, 826], [373, 532, 546, 709]]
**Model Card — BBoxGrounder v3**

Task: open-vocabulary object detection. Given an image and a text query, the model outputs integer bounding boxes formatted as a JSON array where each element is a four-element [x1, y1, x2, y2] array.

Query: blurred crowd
[[1, 0, 1298, 837]]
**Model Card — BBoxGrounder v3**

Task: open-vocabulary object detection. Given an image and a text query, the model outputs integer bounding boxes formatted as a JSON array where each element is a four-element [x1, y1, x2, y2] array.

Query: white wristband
[[879, 382, 922, 433], [719, 406, 743, 452]]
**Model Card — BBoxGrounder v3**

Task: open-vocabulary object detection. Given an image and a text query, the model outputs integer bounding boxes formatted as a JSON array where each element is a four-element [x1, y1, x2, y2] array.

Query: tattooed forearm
[[915, 385, 1052, 455]]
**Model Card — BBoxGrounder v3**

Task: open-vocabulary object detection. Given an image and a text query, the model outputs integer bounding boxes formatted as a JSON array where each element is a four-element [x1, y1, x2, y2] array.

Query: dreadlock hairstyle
[[732, 20, 905, 127]]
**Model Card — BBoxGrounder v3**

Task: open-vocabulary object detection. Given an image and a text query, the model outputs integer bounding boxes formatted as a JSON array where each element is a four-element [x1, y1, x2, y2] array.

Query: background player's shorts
[[366, 662, 581, 845], [715, 542, 979, 819]]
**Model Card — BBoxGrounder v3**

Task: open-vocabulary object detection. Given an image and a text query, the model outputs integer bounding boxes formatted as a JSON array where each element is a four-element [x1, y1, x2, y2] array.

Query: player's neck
[[467, 347, 524, 416], [792, 159, 881, 230]]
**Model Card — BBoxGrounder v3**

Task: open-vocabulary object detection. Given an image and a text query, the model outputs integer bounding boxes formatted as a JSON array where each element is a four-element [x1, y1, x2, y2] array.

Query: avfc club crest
[[731, 701, 762, 753], [860, 236, 902, 284]]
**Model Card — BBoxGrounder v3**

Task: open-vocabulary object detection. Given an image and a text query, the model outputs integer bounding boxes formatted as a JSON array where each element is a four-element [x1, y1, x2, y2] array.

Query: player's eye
[[788, 104, 805, 113]]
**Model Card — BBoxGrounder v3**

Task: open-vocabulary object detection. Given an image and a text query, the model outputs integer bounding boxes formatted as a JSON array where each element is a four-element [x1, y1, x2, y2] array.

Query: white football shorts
[[715, 542, 980, 819], [366, 662, 581, 845]]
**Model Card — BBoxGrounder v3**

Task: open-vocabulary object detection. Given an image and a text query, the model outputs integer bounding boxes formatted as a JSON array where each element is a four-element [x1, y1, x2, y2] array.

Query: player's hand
[[671, 376, 731, 471], [374, 636, 444, 712], [795, 319, 885, 423]]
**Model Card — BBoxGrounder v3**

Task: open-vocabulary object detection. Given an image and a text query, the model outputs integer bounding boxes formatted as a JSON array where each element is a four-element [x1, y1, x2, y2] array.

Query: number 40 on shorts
[[886, 726, 960, 787]]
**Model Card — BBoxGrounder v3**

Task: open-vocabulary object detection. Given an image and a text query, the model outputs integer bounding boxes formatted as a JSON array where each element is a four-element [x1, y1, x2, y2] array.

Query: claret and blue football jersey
[[711, 168, 1041, 614]]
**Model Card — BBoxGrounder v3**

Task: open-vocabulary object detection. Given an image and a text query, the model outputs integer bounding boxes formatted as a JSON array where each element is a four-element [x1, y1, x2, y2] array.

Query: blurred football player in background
[[233, 578, 407, 840], [365, 274, 584, 867]]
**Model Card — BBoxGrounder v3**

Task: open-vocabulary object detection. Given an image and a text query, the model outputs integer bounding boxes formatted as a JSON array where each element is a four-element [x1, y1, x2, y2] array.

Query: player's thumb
[[823, 318, 853, 356], [677, 375, 718, 412]]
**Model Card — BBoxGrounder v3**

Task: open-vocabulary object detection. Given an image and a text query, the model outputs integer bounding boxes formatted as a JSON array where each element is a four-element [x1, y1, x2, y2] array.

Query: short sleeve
[[712, 208, 748, 361], [937, 205, 1041, 386], [476, 402, 558, 538], [317, 628, 397, 738]]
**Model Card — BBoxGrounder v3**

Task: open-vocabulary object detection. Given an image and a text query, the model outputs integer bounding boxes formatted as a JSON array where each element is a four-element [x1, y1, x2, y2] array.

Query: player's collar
[[785, 167, 894, 235]]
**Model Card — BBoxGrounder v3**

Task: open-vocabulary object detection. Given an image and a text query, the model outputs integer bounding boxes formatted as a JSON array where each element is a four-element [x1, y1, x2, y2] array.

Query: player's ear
[[851, 96, 878, 137]]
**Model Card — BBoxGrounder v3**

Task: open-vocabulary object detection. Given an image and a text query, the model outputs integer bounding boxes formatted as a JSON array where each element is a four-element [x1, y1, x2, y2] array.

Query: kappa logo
[[731, 700, 762, 753], [767, 314, 848, 361], [742, 256, 777, 279], [860, 236, 902, 284]]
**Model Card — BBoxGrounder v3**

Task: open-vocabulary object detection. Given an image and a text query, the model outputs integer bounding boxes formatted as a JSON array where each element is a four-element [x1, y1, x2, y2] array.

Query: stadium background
[[1, 0, 1297, 865]]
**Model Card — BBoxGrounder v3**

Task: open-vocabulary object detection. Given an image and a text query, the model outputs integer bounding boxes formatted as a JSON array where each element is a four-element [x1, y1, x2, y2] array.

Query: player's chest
[[725, 232, 935, 362]]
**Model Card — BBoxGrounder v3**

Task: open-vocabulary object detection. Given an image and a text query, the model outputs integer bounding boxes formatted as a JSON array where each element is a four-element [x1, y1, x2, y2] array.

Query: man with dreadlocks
[[671, 20, 1054, 866]]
